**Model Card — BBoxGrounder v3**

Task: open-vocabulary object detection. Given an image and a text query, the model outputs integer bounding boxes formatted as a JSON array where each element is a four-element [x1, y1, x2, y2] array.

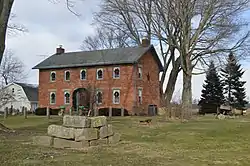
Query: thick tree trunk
[[0, 0, 14, 64], [164, 57, 181, 105], [181, 71, 192, 121]]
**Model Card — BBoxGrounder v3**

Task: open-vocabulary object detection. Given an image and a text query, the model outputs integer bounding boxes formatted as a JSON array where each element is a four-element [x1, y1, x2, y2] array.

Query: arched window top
[[113, 67, 120, 79], [64, 92, 70, 104], [113, 89, 120, 104], [80, 69, 87, 80], [50, 71, 56, 82], [97, 68, 103, 80], [65, 70, 70, 81]]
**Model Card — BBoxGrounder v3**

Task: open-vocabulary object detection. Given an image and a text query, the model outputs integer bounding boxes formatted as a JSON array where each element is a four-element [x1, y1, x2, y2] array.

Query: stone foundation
[[33, 116, 121, 149]]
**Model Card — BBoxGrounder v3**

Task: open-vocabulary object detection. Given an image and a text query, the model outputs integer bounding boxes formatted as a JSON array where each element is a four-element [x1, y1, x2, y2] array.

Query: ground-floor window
[[96, 91, 103, 104], [50, 92, 56, 104], [138, 89, 142, 104], [113, 89, 120, 104], [64, 92, 70, 104]]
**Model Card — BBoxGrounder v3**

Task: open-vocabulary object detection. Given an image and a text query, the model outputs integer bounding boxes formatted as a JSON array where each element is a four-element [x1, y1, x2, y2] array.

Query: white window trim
[[96, 90, 103, 105], [113, 89, 120, 104], [113, 67, 120, 79], [64, 91, 70, 104], [50, 92, 56, 105], [50, 71, 56, 82], [64, 70, 70, 81], [138, 67, 142, 79], [80, 69, 87, 80], [96, 68, 104, 80], [138, 88, 143, 104]]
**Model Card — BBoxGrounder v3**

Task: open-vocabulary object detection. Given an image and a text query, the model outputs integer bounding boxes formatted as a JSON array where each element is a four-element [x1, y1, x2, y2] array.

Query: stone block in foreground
[[90, 116, 107, 128], [74, 128, 98, 141], [48, 125, 75, 139], [63, 115, 91, 128], [99, 124, 114, 138], [53, 138, 89, 149]]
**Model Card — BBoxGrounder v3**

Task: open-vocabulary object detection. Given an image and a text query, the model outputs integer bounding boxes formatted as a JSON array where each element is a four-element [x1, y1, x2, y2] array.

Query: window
[[113, 67, 120, 79], [50, 71, 56, 82], [12, 88, 14, 93], [50, 92, 56, 104], [80, 69, 87, 80], [65, 71, 70, 81], [147, 72, 150, 81], [113, 89, 120, 104], [96, 91, 103, 104], [64, 92, 70, 104], [138, 67, 142, 79], [97, 68, 103, 80], [138, 89, 142, 104]]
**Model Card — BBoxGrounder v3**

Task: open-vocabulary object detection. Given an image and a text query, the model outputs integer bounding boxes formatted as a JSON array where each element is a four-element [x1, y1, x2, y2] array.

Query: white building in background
[[0, 82, 38, 112]]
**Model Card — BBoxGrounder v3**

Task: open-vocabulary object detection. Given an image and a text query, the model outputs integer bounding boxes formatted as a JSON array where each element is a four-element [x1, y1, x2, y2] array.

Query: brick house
[[32, 39, 163, 115]]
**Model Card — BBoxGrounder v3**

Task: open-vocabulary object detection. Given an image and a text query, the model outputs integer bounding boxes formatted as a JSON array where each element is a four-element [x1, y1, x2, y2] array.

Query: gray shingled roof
[[15, 82, 38, 102], [32, 45, 163, 71]]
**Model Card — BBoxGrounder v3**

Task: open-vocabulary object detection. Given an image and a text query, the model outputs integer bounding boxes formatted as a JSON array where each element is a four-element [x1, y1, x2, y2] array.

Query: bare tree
[[158, 0, 250, 119], [81, 27, 130, 50], [88, 0, 181, 107], [90, 0, 250, 120], [0, 49, 26, 85]]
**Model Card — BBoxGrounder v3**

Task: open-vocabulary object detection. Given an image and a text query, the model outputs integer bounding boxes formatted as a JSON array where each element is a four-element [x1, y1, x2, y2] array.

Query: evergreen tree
[[199, 61, 224, 113], [221, 52, 248, 110]]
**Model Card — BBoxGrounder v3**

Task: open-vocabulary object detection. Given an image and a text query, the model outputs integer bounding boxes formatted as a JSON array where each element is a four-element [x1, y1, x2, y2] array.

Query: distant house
[[32, 39, 163, 115], [0, 82, 38, 112]]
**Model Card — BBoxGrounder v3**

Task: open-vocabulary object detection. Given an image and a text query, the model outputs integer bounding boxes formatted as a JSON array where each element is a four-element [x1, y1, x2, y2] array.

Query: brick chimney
[[56, 45, 65, 54], [141, 37, 150, 47]]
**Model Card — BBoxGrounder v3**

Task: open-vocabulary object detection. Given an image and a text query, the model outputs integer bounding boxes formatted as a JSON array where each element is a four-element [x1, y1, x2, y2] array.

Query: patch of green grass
[[1, 115, 250, 165]]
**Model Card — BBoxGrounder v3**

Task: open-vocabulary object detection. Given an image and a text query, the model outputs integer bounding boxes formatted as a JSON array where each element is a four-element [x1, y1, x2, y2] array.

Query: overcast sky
[[6, 0, 250, 100]]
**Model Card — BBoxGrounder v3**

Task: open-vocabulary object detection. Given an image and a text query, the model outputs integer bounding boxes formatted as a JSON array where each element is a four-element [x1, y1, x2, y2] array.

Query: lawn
[[1, 115, 250, 166]]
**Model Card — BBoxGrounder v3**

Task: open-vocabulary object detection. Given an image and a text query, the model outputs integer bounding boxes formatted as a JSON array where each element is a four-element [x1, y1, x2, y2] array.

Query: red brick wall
[[38, 50, 161, 114], [135, 51, 161, 113]]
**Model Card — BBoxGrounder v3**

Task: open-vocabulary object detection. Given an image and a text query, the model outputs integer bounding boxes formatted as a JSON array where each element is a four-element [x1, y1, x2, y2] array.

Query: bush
[[98, 107, 129, 116], [35, 107, 61, 116], [35, 107, 47, 115]]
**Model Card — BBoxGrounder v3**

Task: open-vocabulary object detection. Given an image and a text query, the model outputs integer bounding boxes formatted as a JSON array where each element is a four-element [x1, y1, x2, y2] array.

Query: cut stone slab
[[63, 115, 91, 128], [32, 136, 54, 147], [90, 138, 108, 146], [108, 133, 121, 144], [90, 116, 107, 128], [53, 138, 89, 149], [99, 124, 114, 138], [74, 128, 99, 141], [48, 125, 75, 139]]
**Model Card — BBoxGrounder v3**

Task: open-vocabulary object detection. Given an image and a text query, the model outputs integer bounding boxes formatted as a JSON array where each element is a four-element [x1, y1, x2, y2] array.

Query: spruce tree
[[221, 52, 248, 110], [199, 61, 224, 113]]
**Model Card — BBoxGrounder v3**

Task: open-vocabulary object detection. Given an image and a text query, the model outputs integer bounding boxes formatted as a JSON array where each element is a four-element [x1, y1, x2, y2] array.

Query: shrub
[[35, 107, 47, 115], [35, 107, 61, 116]]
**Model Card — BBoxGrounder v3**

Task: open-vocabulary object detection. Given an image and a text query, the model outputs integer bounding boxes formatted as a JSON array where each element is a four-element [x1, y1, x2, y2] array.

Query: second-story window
[[97, 68, 103, 80], [65, 71, 70, 81], [50, 71, 56, 82], [113, 67, 120, 79], [80, 69, 87, 80], [138, 67, 142, 79]]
